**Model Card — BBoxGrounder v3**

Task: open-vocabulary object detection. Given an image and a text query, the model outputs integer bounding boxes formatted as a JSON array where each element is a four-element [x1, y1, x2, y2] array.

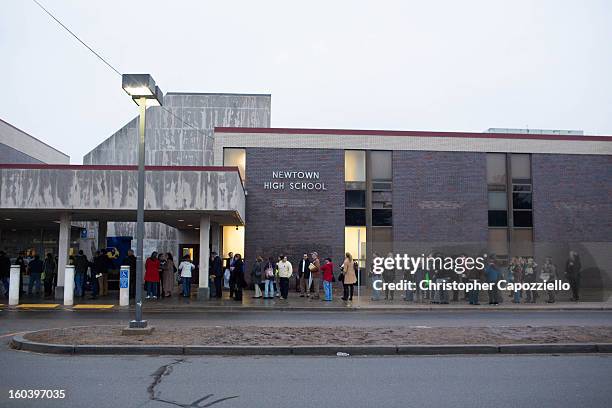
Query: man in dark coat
[[565, 251, 582, 301], [298, 254, 311, 297], [74, 250, 91, 297], [210, 252, 223, 298], [0, 251, 11, 298]]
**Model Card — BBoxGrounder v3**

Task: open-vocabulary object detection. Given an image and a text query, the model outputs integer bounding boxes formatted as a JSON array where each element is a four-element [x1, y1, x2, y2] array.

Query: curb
[[10, 334, 612, 356]]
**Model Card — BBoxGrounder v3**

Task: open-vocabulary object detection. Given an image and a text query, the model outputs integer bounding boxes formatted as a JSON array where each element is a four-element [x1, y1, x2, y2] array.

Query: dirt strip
[[24, 325, 612, 346]]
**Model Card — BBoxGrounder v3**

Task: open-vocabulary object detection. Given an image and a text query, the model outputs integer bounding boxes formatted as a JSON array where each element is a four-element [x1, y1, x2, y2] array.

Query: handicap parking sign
[[120, 268, 129, 289]]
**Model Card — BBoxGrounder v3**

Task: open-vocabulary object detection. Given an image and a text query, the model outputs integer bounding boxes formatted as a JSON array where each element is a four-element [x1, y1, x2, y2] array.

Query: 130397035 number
[[9, 389, 66, 399]]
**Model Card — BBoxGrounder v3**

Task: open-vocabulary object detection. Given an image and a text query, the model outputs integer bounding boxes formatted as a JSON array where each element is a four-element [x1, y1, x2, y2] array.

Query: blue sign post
[[119, 266, 130, 306]]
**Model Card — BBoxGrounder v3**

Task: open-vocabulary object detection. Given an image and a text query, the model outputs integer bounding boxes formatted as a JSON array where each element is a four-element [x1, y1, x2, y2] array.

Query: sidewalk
[[3, 288, 612, 311]]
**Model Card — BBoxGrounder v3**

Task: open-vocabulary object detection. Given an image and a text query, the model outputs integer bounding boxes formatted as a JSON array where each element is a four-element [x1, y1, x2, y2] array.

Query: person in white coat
[[277, 255, 293, 300]]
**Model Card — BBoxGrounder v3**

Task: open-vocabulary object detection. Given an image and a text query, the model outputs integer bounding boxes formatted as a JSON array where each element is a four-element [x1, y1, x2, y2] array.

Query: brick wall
[[532, 154, 612, 290], [392, 151, 488, 254], [244, 148, 345, 271]]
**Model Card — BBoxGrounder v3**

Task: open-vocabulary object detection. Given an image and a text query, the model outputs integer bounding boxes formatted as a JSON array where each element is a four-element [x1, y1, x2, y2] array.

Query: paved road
[[1, 310, 611, 337], [1, 344, 611, 408]]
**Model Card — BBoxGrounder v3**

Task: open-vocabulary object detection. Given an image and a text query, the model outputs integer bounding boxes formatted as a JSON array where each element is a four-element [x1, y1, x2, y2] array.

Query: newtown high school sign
[[263, 170, 327, 191]]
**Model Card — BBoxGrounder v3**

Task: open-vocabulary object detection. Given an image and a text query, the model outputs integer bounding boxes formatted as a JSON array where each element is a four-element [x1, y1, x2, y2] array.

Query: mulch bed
[[23, 326, 612, 346]]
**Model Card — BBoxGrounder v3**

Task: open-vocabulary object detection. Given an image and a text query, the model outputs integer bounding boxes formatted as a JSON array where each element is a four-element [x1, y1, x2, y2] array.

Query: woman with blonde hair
[[341, 252, 357, 301]]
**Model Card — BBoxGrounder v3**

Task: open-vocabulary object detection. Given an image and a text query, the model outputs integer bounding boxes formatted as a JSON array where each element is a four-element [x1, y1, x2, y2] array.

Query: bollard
[[9, 265, 20, 306], [64, 265, 75, 306], [119, 265, 130, 306]]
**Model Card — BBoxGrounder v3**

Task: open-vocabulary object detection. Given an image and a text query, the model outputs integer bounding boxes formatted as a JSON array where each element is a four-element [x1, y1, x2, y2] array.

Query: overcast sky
[[1, 0, 611, 163]]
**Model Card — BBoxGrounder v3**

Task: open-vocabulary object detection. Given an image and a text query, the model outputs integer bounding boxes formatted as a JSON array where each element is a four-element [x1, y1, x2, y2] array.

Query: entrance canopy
[[0, 164, 245, 228]]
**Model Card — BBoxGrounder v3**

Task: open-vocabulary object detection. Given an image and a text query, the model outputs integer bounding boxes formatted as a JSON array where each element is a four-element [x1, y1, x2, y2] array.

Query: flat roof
[[215, 127, 611, 142]]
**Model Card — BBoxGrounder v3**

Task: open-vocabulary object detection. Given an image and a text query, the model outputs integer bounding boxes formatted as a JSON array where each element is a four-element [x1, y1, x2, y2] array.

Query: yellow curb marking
[[16, 304, 60, 309], [72, 304, 115, 309]]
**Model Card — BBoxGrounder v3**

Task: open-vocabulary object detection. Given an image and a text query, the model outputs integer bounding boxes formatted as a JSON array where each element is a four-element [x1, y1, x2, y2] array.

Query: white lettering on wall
[[264, 170, 326, 191]]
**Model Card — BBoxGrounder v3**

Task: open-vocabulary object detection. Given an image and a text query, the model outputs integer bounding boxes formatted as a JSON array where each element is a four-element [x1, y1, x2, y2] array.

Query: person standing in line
[[277, 255, 293, 300], [540, 256, 558, 303], [73, 250, 90, 298], [342, 252, 357, 301], [484, 256, 501, 305], [210, 252, 223, 298], [232, 254, 245, 301], [565, 251, 582, 301], [508, 257, 522, 303], [523, 257, 538, 303], [99, 250, 111, 297], [226, 252, 235, 298], [383, 252, 396, 301], [466, 259, 483, 305], [27, 254, 44, 297], [298, 253, 311, 297], [144, 251, 160, 299], [42, 253, 57, 299], [251, 255, 264, 298], [263, 257, 276, 299], [178, 255, 195, 298], [309, 252, 321, 300], [89, 250, 103, 299], [15, 251, 27, 296], [0, 251, 11, 298], [162, 253, 175, 297], [274, 256, 282, 297], [371, 252, 382, 301], [321, 257, 335, 301], [122, 249, 137, 299]]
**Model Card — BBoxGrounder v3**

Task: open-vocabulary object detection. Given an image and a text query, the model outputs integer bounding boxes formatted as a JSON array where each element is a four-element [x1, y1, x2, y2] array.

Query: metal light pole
[[122, 74, 163, 330]]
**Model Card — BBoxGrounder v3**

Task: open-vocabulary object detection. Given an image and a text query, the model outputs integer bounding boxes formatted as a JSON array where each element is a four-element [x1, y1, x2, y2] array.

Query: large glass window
[[222, 226, 244, 258], [486, 154, 506, 185], [370, 151, 392, 181], [511, 154, 531, 181], [345, 150, 366, 182], [223, 148, 246, 182], [345, 226, 366, 265]]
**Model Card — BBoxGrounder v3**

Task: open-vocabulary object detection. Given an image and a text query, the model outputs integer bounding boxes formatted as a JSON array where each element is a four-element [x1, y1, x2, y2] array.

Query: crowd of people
[[0, 248, 585, 305], [373, 251, 584, 305]]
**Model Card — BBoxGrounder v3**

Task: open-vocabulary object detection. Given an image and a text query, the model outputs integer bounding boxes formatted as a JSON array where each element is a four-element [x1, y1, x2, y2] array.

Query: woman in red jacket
[[144, 251, 160, 299]]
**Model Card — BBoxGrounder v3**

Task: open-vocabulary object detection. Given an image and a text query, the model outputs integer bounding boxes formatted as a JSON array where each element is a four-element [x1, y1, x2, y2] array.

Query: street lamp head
[[122, 74, 163, 106]]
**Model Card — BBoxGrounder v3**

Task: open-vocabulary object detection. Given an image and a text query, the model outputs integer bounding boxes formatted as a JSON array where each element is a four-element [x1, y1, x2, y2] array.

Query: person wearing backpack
[[251, 256, 264, 298], [178, 255, 195, 298]]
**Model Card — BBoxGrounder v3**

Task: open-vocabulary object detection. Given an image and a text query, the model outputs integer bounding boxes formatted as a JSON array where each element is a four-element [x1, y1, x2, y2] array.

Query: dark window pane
[[345, 190, 366, 208], [372, 209, 392, 226], [345, 209, 366, 226], [513, 185, 531, 192], [513, 193, 532, 209], [513, 211, 533, 227], [488, 210, 508, 227]]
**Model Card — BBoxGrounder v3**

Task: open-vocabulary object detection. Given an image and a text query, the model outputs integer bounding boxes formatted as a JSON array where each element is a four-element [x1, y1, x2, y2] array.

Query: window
[[486, 154, 506, 185], [372, 209, 392, 226], [222, 226, 244, 258], [345, 150, 366, 182], [223, 148, 246, 182], [488, 229, 508, 256], [513, 211, 533, 227], [510, 229, 533, 257], [345, 190, 366, 208], [371, 151, 392, 181], [511, 154, 531, 181], [345, 209, 366, 226], [345, 226, 366, 264]]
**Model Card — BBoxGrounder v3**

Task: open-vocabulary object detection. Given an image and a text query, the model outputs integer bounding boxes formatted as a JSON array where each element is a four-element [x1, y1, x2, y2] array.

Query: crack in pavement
[[147, 359, 239, 407]]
